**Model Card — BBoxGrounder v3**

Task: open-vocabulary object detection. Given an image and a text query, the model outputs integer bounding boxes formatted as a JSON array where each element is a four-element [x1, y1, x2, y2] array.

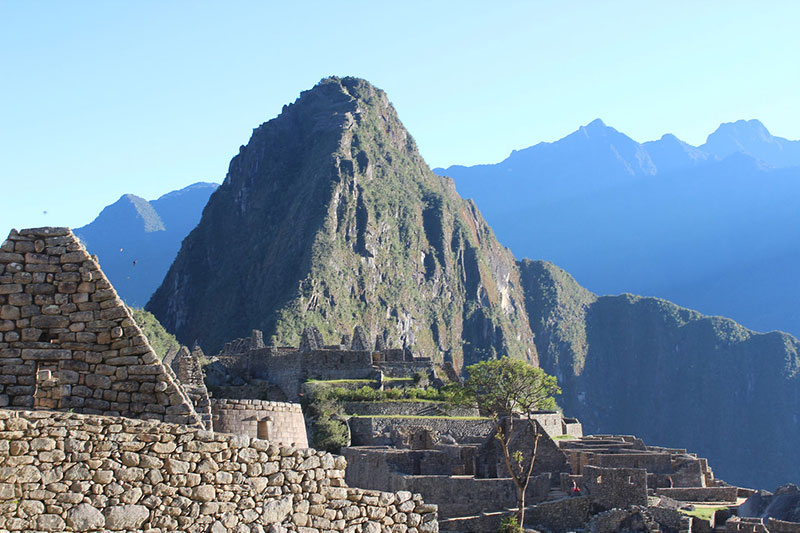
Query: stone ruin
[[0, 227, 200, 427], [206, 325, 437, 401], [351, 325, 370, 351], [0, 227, 440, 533], [217, 328, 265, 356], [341, 409, 793, 532], [167, 345, 213, 430]]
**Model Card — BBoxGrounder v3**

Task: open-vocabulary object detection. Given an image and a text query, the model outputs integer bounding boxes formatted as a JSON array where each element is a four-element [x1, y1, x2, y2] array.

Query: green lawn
[[680, 506, 727, 522], [306, 379, 374, 384]]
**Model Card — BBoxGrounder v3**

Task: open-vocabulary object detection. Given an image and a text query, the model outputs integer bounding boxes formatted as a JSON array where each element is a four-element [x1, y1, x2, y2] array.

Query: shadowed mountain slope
[[520, 259, 800, 490]]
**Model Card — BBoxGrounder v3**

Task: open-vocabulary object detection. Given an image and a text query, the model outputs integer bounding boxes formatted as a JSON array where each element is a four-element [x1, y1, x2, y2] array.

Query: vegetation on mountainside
[[148, 76, 535, 372], [463, 357, 560, 528], [130, 307, 179, 359]]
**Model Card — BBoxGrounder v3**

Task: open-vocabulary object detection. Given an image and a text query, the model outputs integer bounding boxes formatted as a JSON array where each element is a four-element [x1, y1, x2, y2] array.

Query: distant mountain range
[[435, 119, 800, 337], [74, 182, 218, 306]]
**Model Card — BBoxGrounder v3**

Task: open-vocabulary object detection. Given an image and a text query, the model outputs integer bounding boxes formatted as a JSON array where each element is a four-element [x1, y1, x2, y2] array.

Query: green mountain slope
[[147, 77, 535, 370], [520, 259, 800, 489]]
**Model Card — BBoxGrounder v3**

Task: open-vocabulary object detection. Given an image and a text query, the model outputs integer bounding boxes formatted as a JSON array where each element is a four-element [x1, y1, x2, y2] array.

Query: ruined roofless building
[[0, 227, 201, 426], [0, 227, 310, 446], [208, 325, 438, 401]]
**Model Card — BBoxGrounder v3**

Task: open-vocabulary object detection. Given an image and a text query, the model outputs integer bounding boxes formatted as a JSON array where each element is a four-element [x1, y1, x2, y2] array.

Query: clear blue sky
[[1, 1, 798, 236]]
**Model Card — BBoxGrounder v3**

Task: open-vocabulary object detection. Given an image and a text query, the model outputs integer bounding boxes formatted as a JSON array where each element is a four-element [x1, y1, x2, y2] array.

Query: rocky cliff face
[[520, 259, 800, 489], [147, 77, 535, 370]]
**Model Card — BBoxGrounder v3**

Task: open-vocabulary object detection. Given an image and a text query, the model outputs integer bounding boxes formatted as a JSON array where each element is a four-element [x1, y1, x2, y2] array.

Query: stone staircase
[[416, 404, 448, 416], [546, 488, 569, 502]]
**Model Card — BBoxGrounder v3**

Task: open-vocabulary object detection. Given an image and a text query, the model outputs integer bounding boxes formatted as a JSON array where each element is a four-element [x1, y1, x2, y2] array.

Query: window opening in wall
[[40, 330, 58, 343], [257, 418, 272, 440]]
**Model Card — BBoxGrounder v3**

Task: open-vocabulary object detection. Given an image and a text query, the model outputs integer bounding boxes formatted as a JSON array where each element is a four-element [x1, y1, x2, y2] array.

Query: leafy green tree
[[307, 387, 350, 452], [463, 357, 560, 530]]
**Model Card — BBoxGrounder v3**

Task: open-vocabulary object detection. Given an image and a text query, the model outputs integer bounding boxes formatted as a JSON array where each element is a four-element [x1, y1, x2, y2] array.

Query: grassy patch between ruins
[[306, 379, 375, 384], [680, 506, 728, 521]]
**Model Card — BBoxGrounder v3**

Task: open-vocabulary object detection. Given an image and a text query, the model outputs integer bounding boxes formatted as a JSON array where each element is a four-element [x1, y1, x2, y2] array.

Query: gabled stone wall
[[581, 465, 648, 510], [0, 227, 200, 426]]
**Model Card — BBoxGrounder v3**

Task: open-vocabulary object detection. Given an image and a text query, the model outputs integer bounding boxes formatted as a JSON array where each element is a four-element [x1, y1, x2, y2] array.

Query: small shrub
[[385, 388, 404, 400], [498, 515, 521, 533], [312, 416, 349, 453]]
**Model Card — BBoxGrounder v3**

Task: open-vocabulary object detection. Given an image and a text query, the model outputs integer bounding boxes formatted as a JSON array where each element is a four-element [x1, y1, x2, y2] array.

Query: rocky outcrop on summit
[[519, 259, 800, 490], [147, 77, 535, 370]]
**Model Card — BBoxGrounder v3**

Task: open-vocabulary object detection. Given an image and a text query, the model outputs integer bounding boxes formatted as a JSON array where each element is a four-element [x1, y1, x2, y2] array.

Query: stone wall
[[474, 419, 570, 480], [211, 399, 308, 448], [655, 486, 738, 503], [341, 446, 550, 519], [0, 408, 438, 532], [524, 497, 591, 533], [590, 452, 673, 473], [581, 465, 648, 510], [587, 506, 661, 533], [173, 346, 213, 430], [209, 327, 436, 401], [246, 348, 376, 400], [342, 402, 479, 418], [0, 228, 200, 427], [395, 473, 550, 520], [349, 417, 494, 447], [725, 517, 768, 532], [647, 505, 692, 532], [768, 518, 800, 533]]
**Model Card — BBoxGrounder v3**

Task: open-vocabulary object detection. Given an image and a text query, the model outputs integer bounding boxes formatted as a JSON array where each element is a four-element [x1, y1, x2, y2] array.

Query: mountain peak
[[708, 119, 771, 142], [114, 194, 165, 233], [148, 78, 535, 367], [581, 118, 608, 133], [701, 119, 800, 167]]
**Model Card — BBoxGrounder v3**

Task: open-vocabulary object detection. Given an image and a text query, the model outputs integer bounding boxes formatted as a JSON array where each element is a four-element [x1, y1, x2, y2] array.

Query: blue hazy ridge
[[74, 182, 219, 307], [436, 119, 800, 337]]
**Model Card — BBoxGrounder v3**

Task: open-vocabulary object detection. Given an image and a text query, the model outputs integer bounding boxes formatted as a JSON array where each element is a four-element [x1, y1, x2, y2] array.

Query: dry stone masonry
[[0, 227, 441, 532], [211, 399, 308, 448], [170, 346, 213, 430], [206, 327, 436, 401], [0, 409, 438, 532], [0, 228, 200, 427]]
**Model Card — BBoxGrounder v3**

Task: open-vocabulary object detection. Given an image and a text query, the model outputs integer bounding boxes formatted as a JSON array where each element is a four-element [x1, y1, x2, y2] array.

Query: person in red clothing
[[570, 480, 582, 496]]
